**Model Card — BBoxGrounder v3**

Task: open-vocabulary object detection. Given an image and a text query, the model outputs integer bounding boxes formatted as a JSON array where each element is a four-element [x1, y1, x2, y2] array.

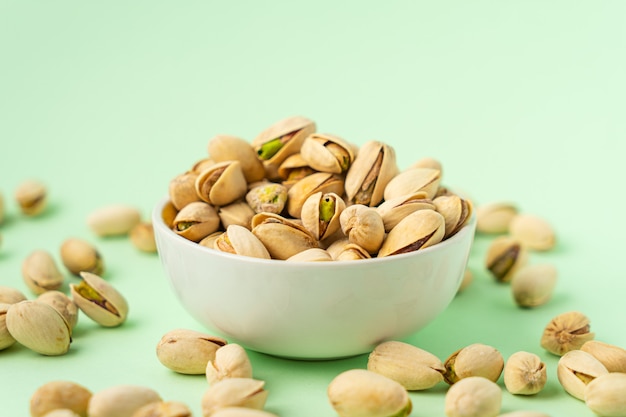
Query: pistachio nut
[[172, 201, 221, 242], [211, 408, 279, 417], [206, 343, 253, 385], [131, 401, 193, 417], [156, 328, 228, 375], [584, 372, 626, 417], [87, 204, 142, 237], [509, 213, 556, 251], [286, 247, 333, 262], [251, 212, 318, 260], [200, 232, 223, 249], [22, 249, 64, 295], [383, 167, 441, 201], [339, 204, 385, 255], [378, 209, 445, 257], [335, 243, 372, 261], [0, 303, 16, 350], [300, 192, 346, 241], [408, 156, 443, 172], [327, 369, 412, 417], [129, 222, 157, 253], [344, 140, 398, 206], [60, 238, 104, 276], [367, 340, 445, 390], [457, 268, 473, 293], [485, 236, 528, 283], [252, 115, 316, 180], [444, 343, 504, 384], [161, 200, 178, 228], [214, 225, 270, 259], [201, 378, 268, 417], [70, 271, 128, 327], [557, 349, 608, 400], [191, 157, 216, 174], [169, 172, 201, 210], [300, 132, 355, 174], [540, 311, 595, 356], [510, 264, 558, 308], [195, 161, 248, 207], [497, 413, 551, 417], [0, 285, 28, 304], [37, 290, 79, 332], [433, 194, 473, 239], [245, 182, 288, 214], [581, 340, 626, 373], [503, 351, 547, 395], [218, 201, 256, 230], [444, 376, 502, 417], [30, 380, 92, 417], [376, 191, 435, 232], [326, 237, 350, 259], [5, 300, 71, 355], [276, 153, 315, 188], [286, 171, 344, 218], [15, 179, 47, 216], [475, 202, 518, 234], [88, 385, 162, 417], [41, 410, 81, 417], [208, 134, 266, 183]]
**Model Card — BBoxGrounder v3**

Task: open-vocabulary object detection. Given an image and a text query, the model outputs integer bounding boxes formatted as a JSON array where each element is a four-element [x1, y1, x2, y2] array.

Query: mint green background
[[1, 1, 625, 415]]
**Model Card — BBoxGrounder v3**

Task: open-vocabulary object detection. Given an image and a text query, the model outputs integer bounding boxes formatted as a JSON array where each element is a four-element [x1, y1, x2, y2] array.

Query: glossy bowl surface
[[153, 198, 476, 359]]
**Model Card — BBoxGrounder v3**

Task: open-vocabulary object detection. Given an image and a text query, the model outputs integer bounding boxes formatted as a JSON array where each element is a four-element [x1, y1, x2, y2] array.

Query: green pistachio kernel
[[319, 196, 336, 222], [257, 138, 283, 160]]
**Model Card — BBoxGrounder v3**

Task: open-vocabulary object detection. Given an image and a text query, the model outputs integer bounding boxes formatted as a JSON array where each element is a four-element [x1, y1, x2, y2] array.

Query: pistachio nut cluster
[[164, 115, 473, 261]]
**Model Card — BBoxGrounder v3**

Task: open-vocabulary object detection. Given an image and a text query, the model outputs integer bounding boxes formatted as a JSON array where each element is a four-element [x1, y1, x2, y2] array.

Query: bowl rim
[[152, 196, 476, 268]]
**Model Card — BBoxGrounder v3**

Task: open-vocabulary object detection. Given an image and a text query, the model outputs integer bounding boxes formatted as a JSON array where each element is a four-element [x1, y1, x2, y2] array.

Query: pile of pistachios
[[164, 115, 473, 261]]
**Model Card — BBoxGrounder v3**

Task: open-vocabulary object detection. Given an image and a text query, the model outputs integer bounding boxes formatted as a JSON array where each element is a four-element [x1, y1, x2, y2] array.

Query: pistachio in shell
[[484, 236, 528, 283], [214, 225, 271, 259], [70, 272, 128, 327], [156, 328, 227, 375], [86, 204, 142, 237], [433, 194, 473, 239], [286, 171, 344, 218], [0, 303, 16, 350], [129, 222, 157, 253], [37, 290, 79, 332], [276, 153, 315, 187], [131, 401, 193, 417], [245, 182, 288, 214], [208, 134, 266, 183], [60, 238, 104, 276], [376, 191, 435, 232], [88, 385, 162, 417], [15, 179, 48, 216], [443, 343, 504, 385], [218, 200, 256, 230], [475, 202, 518, 234], [378, 209, 445, 257], [21, 250, 64, 295], [286, 247, 333, 262], [334, 243, 371, 261], [250, 213, 318, 260], [195, 161, 248, 207], [206, 343, 253, 385], [0, 285, 28, 304], [300, 191, 346, 241], [30, 380, 92, 417], [300, 132, 355, 174], [339, 204, 385, 255], [169, 172, 201, 210], [172, 201, 220, 242], [383, 167, 441, 201], [201, 378, 268, 417]]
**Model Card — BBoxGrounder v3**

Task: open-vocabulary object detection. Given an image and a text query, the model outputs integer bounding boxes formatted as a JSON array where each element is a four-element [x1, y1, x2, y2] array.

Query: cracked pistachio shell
[[22, 250, 64, 295], [345, 140, 398, 207], [339, 204, 385, 255], [5, 300, 71, 355], [433, 194, 474, 239], [367, 341, 445, 391], [211, 408, 278, 417], [161, 200, 178, 228], [475, 202, 518, 234], [37, 290, 78, 332], [301, 191, 346, 241], [201, 378, 268, 417], [581, 340, 626, 373], [169, 172, 201, 211], [131, 401, 192, 417], [557, 349, 608, 400], [245, 183, 288, 214], [252, 115, 316, 180], [509, 214, 556, 251], [15, 179, 47, 216], [376, 191, 435, 232], [195, 161, 248, 207], [87, 204, 142, 237], [60, 238, 104, 276], [335, 243, 371, 261], [286, 172, 345, 218], [156, 328, 227, 375], [214, 225, 270, 259], [384, 167, 441, 201], [584, 372, 626, 417], [200, 231, 224, 249], [172, 201, 220, 242], [206, 343, 253, 385], [503, 351, 547, 395], [378, 209, 445, 258], [208, 135, 265, 183], [251, 212, 318, 260], [30, 380, 92, 417], [510, 264, 558, 308], [541, 311, 595, 356], [325, 238, 350, 259], [88, 385, 162, 417], [444, 376, 502, 417], [130, 222, 157, 253], [300, 132, 356, 174], [0, 303, 16, 350], [485, 236, 528, 283], [70, 272, 128, 327], [277, 153, 315, 188], [0, 286, 28, 304], [444, 343, 504, 385], [327, 369, 412, 417], [286, 247, 333, 262], [218, 200, 256, 230]]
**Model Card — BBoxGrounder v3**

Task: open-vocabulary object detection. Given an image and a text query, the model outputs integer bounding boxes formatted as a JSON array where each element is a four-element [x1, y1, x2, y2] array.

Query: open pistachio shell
[[190, 157, 215, 174], [300, 192, 346, 241], [214, 225, 271, 259], [300, 133, 355, 174], [251, 213, 318, 260], [277, 153, 316, 189], [172, 201, 220, 242], [384, 167, 441, 201], [169, 172, 201, 210], [433, 194, 474, 239], [378, 209, 445, 257], [208, 134, 266, 183], [339, 204, 385, 255], [70, 272, 128, 327], [344, 140, 398, 206], [195, 161, 248, 207], [161, 200, 178, 228], [286, 172, 344, 218], [245, 182, 288, 214], [376, 192, 435, 232]]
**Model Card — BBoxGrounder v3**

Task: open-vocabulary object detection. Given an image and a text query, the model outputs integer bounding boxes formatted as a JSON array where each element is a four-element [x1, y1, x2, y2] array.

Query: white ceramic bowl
[[153, 197, 476, 359]]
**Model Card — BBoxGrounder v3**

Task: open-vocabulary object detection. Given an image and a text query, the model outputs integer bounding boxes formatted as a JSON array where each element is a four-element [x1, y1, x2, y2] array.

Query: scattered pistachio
[[15, 179, 47, 216], [88, 385, 162, 417], [444, 343, 504, 384], [156, 328, 228, 375], [30, 380, 92, 417], [444, 376, 502, 417], [581, 340, 626, 373], [130, 401, 193, 417], [129, 222, 157, 253], [21, 250, 64, 295], [37, 290, 79, 332], [540, 311, 595, 356], [584, 372, 626, 417], [0, 303, 16, 350], [503, 351, 547, 395], [201, 378, 268, 417], [485, 236, 528, 283], [60, 238, 104, 276], [509, 213, 556, 251], [510, 264, 558, 308], [70, 272, 128, 327], [0, 285, 28, 304], [87, 204, 142, 237], [475, 202, 518, 234], [206, 343, 253, 385], [557, 349, 608, 400]]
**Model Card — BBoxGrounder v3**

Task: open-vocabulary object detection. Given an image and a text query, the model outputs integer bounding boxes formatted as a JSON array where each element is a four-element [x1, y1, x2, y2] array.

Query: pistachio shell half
[[60, 238, 104, 276], [433, 194, 473, 239], [172, 201, 220, 242], [15, 179, 47, 216], [195, 161, 248, 207], [214, 225, 271, 259], [378, 209, 445, 257], [383, 167, 441, 201], [156, 328, 227, 375], [70, 272, 128, 327], [169, 172, 201, 210], [376, 191, 435, 232], [300, 132, 355, 174], [218, 201, 256, 230], [86, 204, 142, 237], [201, 378, 268, 417], [286, 172, 344, 218], [301, 191, 346, 241], [206, 343, 253, 385], [339, 204, 385, 255], [30, 380, 92, 417], [251, 213, 318, 260]]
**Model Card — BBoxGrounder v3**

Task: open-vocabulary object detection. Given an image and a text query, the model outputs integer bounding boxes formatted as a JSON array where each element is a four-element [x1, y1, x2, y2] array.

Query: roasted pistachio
[[327, 369, 412, 417], [384, 167, 441, 201], [339, 204, 385, 255], [541, 311, 595, 356], [286, 172, 344, 218], [581, 340, 626, 373], [88, 385, 162, 417], [300, 132, 355, 174], [344, 140, 398, 206], [286, 247, 333, 262], [475, 202, 518, 234], [214, 225, 270, 259], [208, 134, 266, 183], [191, 158, 216, 174], [87, 204, 142, 237], [444, 343, 504, 385], [276, 153, 315, 188], [444, 376, 502, 417], [130, 222, 157, 253], [172, 201, 221, 242], [376, 191, 435, 232], [509, 214, 556, 251], [250, 212, 318, 260], [15, 179, 47, 216], [200, 232, 223, 249], [378, 209, 445, 257], [201, 378, 268, 417], [0, 285, 28, 304], [70, 272, 128, 327], [131, 401, 193, 417], [156, 328, 228, 375], [510, 264, 557, 308], [245, 182, 288, 214], [485, 236, 528, 283], [584, 372, 626, 417], [335, 243, 371, 261], [300, 192, 346, 241], [557, 349, 608, 400], [206, 343, 253, 385], [218, 201, 256, 230], [433, 194, 473, 239], [503, 351, 547, 395], [60, 238, 104, 276], [37, 290, 79, 332], [161, 200, 178, 228], [21, 250, 64, 295], [169, 172, 201, 210], [0, 303, 15, 350], [30, 380, 92, 417], [196, 161, 248, 207]]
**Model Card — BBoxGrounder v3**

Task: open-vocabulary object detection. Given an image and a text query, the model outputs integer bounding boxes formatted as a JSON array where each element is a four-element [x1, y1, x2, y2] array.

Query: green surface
[[1, 1, 625, 415]]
